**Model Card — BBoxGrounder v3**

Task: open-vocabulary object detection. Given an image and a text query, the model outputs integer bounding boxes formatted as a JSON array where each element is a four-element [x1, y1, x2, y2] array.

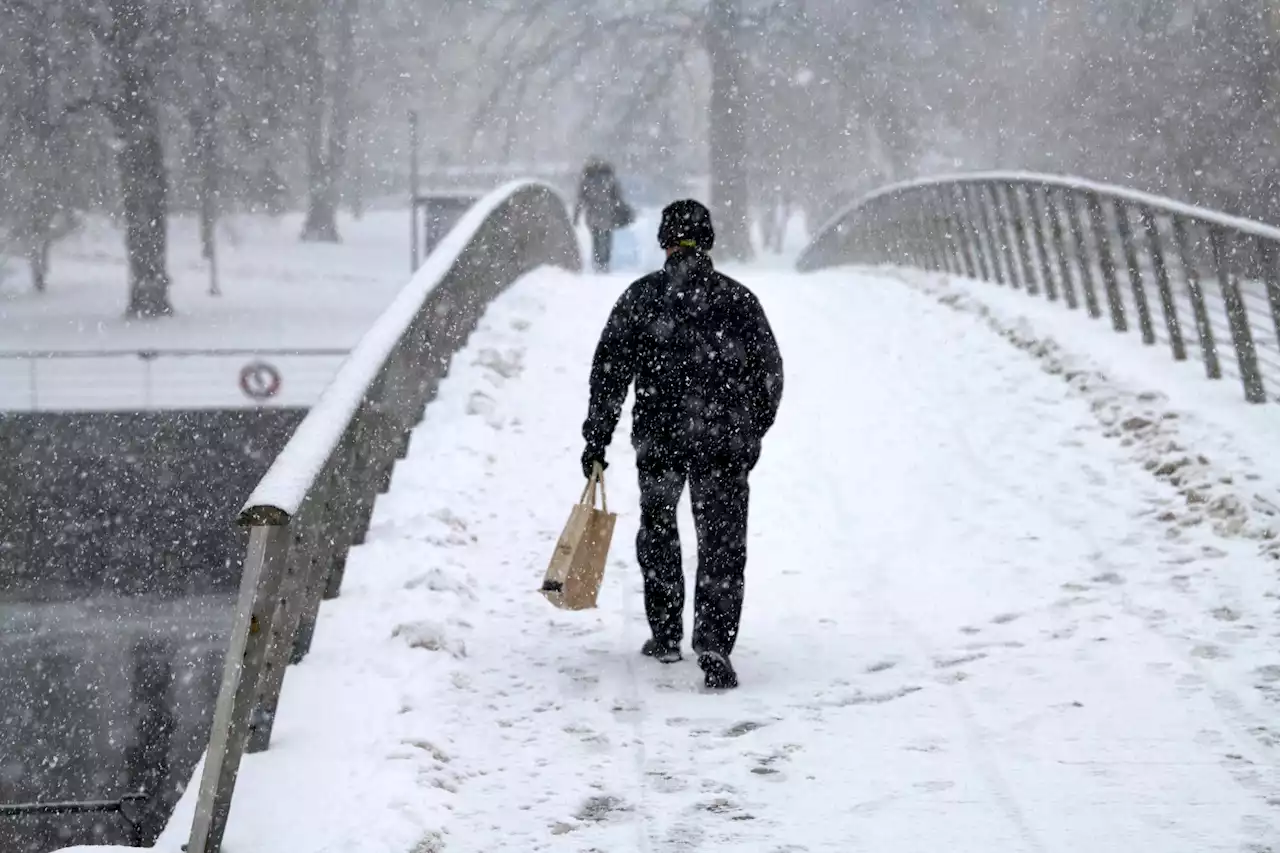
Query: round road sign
[[239, 361, 282, 400]]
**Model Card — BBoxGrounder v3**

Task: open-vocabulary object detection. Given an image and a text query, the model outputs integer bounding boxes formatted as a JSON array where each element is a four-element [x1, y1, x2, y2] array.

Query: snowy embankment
[[0, 211, 413, 411], [68, 262, 1280, 852], [880, 266, 1280, 554]]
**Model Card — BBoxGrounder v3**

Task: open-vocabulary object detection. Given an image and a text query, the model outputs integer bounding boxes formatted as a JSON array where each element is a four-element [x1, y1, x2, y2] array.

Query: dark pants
[[589, 227, 612, 273], [636, 455, 752, 658]]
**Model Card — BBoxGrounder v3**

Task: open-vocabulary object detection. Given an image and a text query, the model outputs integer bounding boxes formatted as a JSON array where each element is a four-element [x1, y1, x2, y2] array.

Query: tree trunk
[[192, 19, 220, 265], [115, 75, 172, 317], [108, 0, 172, 318], [706, 0, 753, 262], [18, 0, 55, 292], [27, 242, 49, 293], [299, 1, 335, 242], [301, 0, 357, 243], [118, 117, 173, 319], [197, 116, 217, 264]]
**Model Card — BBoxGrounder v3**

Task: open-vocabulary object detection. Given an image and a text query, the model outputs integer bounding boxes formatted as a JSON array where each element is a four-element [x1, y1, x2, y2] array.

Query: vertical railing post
[[977, 184, 1006, 284], [988, 183, 1021, 288], [244, 497, 323, 754], [1258, 237, 1280, 371], [1112, 201, 1156, 344], [1026, 184, 1057, 301], [1173, 217, 1221, 380], [1140, 207, 1186, 361], [1085, 195, 1127, 332], [1045, 188, 1079, 309], [908, 202, 930, 269], [320, 434, 364, 599], [925, 188, 956, 274], [961, 184, 992, 282], [187, 521, 291, 853], [938, 190, 961, 275], [1209, 227, 1266, 402], [289, 477, 344, 661], [947, 185, 978, 279], [915, 192, 945, 272], [1064, 190, 1103, 318], [901, 195, 923, 269], [1007, 184, 1039, 295]]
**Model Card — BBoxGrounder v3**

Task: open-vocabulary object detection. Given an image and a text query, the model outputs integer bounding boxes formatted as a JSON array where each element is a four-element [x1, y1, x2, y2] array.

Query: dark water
[[0, 596, 232, 852], [0, 408, 304, 851]]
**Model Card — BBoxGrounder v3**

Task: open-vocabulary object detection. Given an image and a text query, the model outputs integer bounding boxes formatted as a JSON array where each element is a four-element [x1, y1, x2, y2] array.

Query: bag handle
[[578, 463, 609, 514]]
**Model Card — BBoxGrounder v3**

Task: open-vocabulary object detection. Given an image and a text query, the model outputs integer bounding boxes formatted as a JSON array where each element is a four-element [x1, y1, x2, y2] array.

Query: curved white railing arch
[[799, 172, 1280, 405]]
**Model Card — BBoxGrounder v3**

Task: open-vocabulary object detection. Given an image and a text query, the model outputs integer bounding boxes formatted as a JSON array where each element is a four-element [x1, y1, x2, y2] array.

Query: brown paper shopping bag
[[539, 465, 617, 610]]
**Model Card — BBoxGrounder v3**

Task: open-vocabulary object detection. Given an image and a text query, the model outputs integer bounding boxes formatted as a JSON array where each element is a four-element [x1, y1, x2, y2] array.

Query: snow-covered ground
[[0, 211, 413, 410], [0, 211, 416, 352], [68, 260, 1280, 853]]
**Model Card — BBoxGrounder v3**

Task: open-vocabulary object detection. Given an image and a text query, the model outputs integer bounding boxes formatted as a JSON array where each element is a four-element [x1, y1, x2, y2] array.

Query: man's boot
[[698, 651, 738, 689], [641, 637, 682, 664]]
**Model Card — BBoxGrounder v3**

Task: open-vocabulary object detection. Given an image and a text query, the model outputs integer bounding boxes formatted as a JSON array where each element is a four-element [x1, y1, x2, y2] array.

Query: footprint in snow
[[722, 720, 765, 738], [934, 651, 987, 669], [1253, 664, 1280, 683], [1192, 644, 1230, 660], [392, 620, 467, 658], [574, 794, 631, 824], [647, 770, 689, 794], [662, 821, 707, 850]]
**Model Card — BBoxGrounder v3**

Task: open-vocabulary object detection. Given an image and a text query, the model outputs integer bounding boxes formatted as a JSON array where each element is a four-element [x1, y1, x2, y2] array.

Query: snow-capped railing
[[183, 181, 580, 853], [798, 172, 1280, 404]]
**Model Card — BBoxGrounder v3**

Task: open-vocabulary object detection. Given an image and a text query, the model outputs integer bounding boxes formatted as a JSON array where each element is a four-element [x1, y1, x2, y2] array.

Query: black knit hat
[[658, 199, 715, 251]]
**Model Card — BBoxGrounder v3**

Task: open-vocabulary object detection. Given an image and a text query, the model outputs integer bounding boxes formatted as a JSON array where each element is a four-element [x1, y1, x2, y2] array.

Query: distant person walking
[[574, 158, 634, 273], [579, 200, 784, 690]]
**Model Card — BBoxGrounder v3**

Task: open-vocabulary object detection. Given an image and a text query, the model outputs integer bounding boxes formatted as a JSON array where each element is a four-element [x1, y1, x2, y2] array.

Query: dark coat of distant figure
[[574, 158, 633, 273]]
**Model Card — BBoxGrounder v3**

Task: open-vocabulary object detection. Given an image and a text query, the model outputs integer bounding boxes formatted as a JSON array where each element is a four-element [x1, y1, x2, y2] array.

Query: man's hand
[[581, 446, 608, 479]]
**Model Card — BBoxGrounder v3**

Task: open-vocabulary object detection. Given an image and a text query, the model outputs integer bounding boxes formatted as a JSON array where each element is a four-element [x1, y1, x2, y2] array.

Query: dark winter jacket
[[575, 163, 627, 231], [582, 249, 784, 468]]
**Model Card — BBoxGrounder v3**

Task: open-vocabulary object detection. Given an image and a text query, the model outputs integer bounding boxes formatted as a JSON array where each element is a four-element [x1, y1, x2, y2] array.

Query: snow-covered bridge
[[57, 178, 1280, 853]]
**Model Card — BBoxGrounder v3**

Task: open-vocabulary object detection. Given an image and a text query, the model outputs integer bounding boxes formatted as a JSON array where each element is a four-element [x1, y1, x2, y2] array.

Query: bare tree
[[470, 0, 758, 260], [705, 0, 751, 259], [300, 0, 359, 243], [0, 0, 71, 292]]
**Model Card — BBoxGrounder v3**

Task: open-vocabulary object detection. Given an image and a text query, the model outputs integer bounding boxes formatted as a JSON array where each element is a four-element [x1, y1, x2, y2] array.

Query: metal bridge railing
[[0, 794, 149, 845], [0, 347, 349, 411], [798, 171, 1280, 404], [180, 180, 580, 853]]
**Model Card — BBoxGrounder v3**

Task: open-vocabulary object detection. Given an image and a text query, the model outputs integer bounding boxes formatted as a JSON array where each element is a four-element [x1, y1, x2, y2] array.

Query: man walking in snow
[[574, 157, 633, 273], [580, 200, 784, 690]]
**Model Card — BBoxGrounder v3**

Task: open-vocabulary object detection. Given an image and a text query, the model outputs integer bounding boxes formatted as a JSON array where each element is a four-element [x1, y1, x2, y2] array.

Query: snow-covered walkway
[[163, 264, 1280, 853]]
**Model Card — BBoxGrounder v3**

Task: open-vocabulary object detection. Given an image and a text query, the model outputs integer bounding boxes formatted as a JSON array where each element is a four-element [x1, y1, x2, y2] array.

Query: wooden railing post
[[186, 521, 290, 853]]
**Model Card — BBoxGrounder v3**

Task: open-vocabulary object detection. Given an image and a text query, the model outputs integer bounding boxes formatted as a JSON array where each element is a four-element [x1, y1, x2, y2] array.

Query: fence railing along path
[[798, 171, 1280, 404], [179, 181, 580, 853], [0, 347, 348, 411]]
